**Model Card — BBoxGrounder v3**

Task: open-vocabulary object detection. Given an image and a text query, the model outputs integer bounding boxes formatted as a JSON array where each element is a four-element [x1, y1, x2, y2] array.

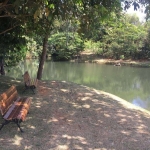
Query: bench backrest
[[0, 86, 18, 116], [23, 71, 38, 87], [23, 71, 30, 83]]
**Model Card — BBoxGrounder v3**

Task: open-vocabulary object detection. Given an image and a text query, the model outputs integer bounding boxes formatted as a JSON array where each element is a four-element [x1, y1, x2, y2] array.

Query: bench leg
[[23, 86, 36, 94], [0, 120, 24, 132], [30, 85, 36, 94], [31, 88, 35, 94], [14, 120, 24, 133], [0, 120, 10, 131], [22, 87, 28, 93], [22, 89, 26, 93]]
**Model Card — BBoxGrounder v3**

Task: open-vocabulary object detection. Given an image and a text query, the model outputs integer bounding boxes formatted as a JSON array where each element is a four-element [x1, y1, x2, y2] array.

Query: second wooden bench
[[0, 86, 32, 132], [23, 71, 38, 94]]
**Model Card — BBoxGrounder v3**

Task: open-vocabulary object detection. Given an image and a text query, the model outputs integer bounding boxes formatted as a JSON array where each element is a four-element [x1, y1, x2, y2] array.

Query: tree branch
[[1, 0, 9, 6], [0, 14, 32, 18], [0, 15, 17, 18], [0, 24, 20, 35]]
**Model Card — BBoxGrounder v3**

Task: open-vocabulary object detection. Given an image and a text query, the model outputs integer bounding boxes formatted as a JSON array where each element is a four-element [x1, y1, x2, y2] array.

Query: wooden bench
[[0, 86, 32, 132], [23, 71, 38, 94]]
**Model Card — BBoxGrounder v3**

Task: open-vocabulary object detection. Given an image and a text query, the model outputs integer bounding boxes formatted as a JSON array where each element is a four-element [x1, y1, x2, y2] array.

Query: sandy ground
[[0, 75, 150, 150], [38, 80, 150, 150]]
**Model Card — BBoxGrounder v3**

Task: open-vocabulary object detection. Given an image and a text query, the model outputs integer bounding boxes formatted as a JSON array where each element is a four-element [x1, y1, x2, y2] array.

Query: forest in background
[[26, 12, 150, 61], [1, 0, 150, 79]]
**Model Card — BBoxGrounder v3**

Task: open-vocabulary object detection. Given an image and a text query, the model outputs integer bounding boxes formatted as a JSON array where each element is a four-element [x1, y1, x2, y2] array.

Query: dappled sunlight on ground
[[0, 77, 150, 149], [35, 80, 150, 149]]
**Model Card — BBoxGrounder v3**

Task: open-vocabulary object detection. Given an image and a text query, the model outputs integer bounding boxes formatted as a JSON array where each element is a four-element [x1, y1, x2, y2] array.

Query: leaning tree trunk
[[37, 35, 48, 80]]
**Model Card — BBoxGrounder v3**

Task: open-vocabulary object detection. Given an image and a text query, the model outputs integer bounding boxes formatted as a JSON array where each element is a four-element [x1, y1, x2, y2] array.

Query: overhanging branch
[[0, 14, 32, 18], [0, 24, 20, 35], [0, 15, 17, 18], [0, 0, 9, 6]]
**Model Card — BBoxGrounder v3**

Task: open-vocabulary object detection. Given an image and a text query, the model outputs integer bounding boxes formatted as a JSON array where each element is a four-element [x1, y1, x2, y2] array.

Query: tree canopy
[[1, 0, 150, 79]]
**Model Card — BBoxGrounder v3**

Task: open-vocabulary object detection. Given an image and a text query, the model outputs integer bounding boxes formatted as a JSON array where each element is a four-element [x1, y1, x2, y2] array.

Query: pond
[[5, 59, 150, 111]]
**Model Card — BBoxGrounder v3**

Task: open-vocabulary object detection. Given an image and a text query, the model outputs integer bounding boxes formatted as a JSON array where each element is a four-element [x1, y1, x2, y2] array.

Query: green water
[[6, 59, 150, 111]]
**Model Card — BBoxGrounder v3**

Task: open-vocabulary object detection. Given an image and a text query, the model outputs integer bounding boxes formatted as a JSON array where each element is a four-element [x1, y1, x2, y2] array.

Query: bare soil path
[[0, 76, 150, 150]]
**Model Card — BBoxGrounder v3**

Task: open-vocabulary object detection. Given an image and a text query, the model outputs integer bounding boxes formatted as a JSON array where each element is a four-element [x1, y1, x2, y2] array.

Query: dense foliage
[[48, 32, 84, 61], [89, 13, 147, 60], [1, 0, 150, 78], [0, 17, 27, 65], [20, 12, 150, 60]]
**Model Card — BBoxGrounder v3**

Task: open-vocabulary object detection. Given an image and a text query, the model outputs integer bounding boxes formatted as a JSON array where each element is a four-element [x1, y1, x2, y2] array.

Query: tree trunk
[[37, 35, 48, 80], [0, 57, 5, 75]]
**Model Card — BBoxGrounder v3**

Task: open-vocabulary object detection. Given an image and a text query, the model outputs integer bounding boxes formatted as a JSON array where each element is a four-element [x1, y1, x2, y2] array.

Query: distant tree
[[125, 13, 141, 25], [48, 32, 84, 61], [96, 13, 146, 59]]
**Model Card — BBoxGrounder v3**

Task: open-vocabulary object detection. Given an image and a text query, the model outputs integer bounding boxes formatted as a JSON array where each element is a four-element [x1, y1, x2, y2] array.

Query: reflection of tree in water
[[5, 61, 150, 111], [5, 60, 39, 79], [132, 79, 141, 89], [138, 68, 150, 92], [43, 61, 85, 82]]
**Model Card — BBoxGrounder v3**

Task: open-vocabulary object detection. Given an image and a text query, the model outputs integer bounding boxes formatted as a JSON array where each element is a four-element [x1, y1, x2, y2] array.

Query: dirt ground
[[0, 76, 150, 150]]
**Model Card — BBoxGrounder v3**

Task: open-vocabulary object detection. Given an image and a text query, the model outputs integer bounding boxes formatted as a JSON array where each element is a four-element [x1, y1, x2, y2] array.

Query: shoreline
[[71, 52, 150, 67]]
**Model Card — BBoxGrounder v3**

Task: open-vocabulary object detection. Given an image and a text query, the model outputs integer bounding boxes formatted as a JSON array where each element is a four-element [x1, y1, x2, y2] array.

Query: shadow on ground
[[0, 76, 150, 150]]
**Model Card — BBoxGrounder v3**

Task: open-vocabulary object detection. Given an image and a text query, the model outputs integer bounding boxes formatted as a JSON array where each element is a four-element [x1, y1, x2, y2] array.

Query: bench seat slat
[[3, 97, 21, 119], [3, 97, 31, 121], [17, 97, 31, 121], [17, 99, 31, 121]]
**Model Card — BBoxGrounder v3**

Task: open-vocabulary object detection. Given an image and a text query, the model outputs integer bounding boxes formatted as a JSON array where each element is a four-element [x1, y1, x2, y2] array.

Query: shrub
[[48, 32, 84, 61]]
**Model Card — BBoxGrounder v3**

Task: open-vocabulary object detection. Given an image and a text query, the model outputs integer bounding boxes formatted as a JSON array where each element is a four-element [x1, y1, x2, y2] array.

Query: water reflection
[[5, 60, 150, 111], [132, 97, 148, 109]]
